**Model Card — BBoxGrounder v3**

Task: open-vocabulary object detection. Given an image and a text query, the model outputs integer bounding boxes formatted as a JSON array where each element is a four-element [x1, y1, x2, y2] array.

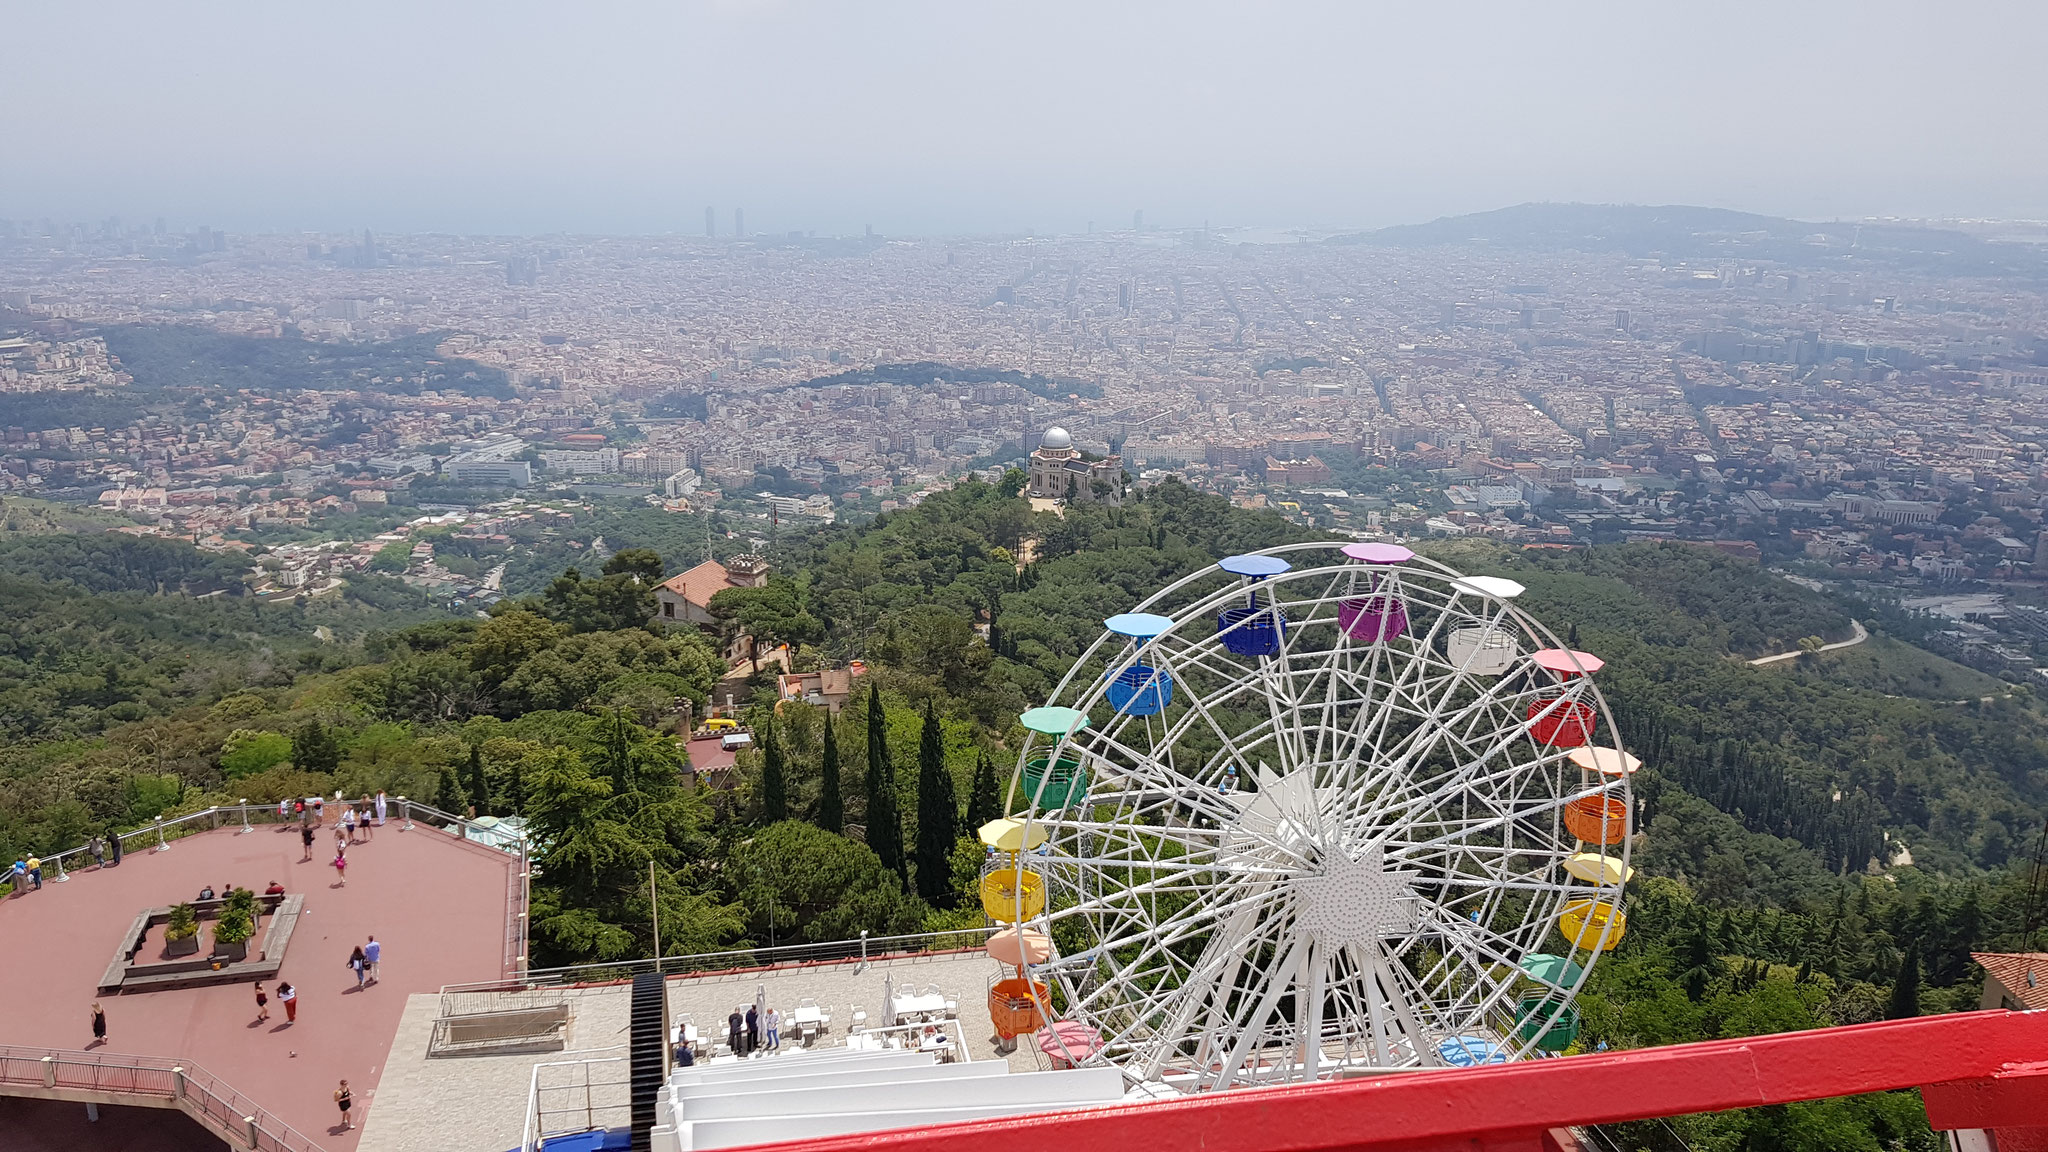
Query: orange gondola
[[1564, 795, 1629, 844]]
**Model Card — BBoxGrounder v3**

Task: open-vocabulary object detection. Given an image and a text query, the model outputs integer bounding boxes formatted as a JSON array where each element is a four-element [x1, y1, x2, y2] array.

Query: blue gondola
[[1106, 663, 1173, 715], [1218, 606, 1285, 656]]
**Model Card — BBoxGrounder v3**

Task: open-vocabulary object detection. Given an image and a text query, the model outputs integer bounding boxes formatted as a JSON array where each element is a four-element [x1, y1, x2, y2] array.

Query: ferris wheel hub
[[1291, 843, 1421, 949]]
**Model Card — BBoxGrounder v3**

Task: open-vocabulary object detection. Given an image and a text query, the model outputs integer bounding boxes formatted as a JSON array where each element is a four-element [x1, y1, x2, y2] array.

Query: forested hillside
[[1, 479, 2042, 1151]]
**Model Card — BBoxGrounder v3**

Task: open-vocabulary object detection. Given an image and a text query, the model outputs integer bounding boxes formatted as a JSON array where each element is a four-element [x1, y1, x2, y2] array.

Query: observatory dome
[[1041, 426, 1074, 450]]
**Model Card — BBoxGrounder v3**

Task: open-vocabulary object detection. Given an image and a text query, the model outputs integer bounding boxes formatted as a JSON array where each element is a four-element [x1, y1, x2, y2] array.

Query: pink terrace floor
[[0, 820, 515, 1151]]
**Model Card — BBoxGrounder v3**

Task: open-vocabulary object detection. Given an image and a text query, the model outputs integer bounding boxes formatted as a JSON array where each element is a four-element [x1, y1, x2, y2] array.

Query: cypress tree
[[437, 762, 467, 814], [914, 699, 959, 905], [817, 716, 844, 833], [506, 751, 526, 815], [465, 743, 492, 816], [1886, 944, 1921, 1019], [863, 684, 904, 882], [964, 750, 1002, 835], [760, 712, 788, 823]]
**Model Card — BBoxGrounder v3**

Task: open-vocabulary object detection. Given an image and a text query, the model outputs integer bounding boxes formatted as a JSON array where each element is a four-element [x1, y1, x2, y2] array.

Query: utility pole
[[650, 860, 662, 969]]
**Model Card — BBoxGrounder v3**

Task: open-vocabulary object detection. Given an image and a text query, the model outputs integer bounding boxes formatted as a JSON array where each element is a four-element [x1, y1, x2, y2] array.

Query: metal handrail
[[388, 797, 531, 980], [441, 926, 997, 1000], [0, 1043, 327, 1152], [521, 1053, 631, 1152]]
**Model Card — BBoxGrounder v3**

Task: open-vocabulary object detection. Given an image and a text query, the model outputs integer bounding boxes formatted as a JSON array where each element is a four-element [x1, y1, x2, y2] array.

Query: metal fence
[[440, 926, 997, 1013], [0, 1044, 327, 1152], [5, 798, 531, 983], [521, 1052, 631, 1152]]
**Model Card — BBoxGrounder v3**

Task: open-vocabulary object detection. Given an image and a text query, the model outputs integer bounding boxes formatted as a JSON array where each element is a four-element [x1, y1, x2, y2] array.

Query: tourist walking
[[745, 1005, 760, 1056], [278, 982, 297, 1023], [364, 936, 381, 984], [300, 824, 315, 862], [9, 859, 24, 893], [88, 836, 104, 869], [254, 980, 269, 1022], [374, 790, 388, 827], [342, 807, 357, 844], [333, 825, 347, 855], [90, 1002, 107, 1045], [334, 1079, 354, 1131], [359, 796, 375, 841], [26, 855, 41, 890], [333, 850, 348, 886], [765, 1007, 781, 1051], [109, 829, 122, 866], [348, 945, 367, 989], [726, 1007, 742, 1055]]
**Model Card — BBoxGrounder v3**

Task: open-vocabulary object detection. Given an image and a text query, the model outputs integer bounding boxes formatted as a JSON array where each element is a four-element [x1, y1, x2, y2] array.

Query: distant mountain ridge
[[1329, 202, 2048, 279]]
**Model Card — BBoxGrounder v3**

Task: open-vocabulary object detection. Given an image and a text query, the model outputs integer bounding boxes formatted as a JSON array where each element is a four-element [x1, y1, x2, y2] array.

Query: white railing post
[[238, 801, 252, 835], [859, 929, 869, 972], [41, 1056, 55, 1088], [399, 797, 414, 831], [171, 1065, 186, 1100], [155, 819, 169, 852], [244, 1116, 260, 1149], [51, 852, 67, 883]]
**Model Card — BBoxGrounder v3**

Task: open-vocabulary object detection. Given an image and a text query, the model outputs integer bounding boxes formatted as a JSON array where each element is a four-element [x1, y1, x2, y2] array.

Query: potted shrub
[[223, 886, 259, 930], [211, 904, 255, 963], [163, 902, 201, 958]]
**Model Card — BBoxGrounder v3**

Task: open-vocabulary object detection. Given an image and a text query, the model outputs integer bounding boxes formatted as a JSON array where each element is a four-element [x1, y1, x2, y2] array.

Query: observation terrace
[[0, 802, 524, 1151]]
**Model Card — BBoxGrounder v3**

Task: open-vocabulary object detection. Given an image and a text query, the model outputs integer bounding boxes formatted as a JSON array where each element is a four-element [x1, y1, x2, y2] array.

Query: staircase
[[628, 971, 667, 1152], [0, 1044, 326, 1151]]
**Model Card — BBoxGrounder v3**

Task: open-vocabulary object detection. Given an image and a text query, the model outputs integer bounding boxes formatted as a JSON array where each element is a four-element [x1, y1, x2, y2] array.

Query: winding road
[[1748, 618, 1868, 666]]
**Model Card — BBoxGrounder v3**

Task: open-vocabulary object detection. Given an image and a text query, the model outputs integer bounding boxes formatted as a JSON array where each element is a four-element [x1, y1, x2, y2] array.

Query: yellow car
[[703, 718, 740, 734]]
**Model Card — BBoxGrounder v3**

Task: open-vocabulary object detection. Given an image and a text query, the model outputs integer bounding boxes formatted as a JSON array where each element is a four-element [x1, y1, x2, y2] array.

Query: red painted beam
[[728, 1012, 2048, 1152], [1924, 1062, 2048, 1130]]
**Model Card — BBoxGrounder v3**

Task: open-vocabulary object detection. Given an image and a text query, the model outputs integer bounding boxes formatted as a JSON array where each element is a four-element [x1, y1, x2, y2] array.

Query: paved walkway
[[0, 822, 515, 1151]]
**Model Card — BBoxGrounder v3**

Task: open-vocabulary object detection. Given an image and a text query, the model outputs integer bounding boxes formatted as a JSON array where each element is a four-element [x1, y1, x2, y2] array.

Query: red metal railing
[[716, 1010, 2048, 1152]]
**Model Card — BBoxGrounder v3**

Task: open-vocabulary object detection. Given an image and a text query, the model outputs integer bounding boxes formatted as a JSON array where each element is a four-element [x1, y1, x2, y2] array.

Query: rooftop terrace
[[0, 815, 518, 1151]]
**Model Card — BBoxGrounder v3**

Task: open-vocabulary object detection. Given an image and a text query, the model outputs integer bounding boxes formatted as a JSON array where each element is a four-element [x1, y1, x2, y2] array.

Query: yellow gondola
[[980, 868, 1046, 922], [1558, 898, 1628, 952]]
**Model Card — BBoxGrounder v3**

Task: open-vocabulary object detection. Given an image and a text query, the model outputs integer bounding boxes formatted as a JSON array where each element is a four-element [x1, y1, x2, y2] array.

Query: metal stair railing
[[0, 1043, 328, 1152]]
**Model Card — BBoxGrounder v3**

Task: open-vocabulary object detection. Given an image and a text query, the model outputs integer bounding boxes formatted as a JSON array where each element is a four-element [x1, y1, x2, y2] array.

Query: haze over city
[[8, 0, 2048, 235]]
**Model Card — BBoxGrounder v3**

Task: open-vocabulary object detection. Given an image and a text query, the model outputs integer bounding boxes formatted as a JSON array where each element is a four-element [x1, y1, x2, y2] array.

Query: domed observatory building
[[1027, 426, 1124, 505]]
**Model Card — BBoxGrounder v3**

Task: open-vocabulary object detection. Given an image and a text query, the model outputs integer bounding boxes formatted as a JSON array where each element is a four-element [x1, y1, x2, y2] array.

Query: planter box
[[163, 934, 200, 958], [212, 939, 249, 963]]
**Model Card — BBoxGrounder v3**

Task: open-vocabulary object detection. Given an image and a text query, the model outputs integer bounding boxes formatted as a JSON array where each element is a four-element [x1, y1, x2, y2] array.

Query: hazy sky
[[7, 0, 2047, 237]]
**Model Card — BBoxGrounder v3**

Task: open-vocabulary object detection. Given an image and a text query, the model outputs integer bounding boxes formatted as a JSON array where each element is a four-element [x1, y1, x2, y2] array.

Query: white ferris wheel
[[977, 542, 1638, 1091]]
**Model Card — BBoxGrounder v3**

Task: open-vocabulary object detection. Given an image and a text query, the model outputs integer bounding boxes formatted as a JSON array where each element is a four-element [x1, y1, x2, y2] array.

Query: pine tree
[[292, 720, 340, 774], [914, 699, 959, 905], [817, 716, 844, 833], [465, 743, 492, 816], [863, 684, 904, 883], [964, 750, 1002, 835], [1680, 911, 1717, 1002], [760, 711, 788, 823], [437, 762, 467, 814], [1886, 944, 1921, 1019]]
